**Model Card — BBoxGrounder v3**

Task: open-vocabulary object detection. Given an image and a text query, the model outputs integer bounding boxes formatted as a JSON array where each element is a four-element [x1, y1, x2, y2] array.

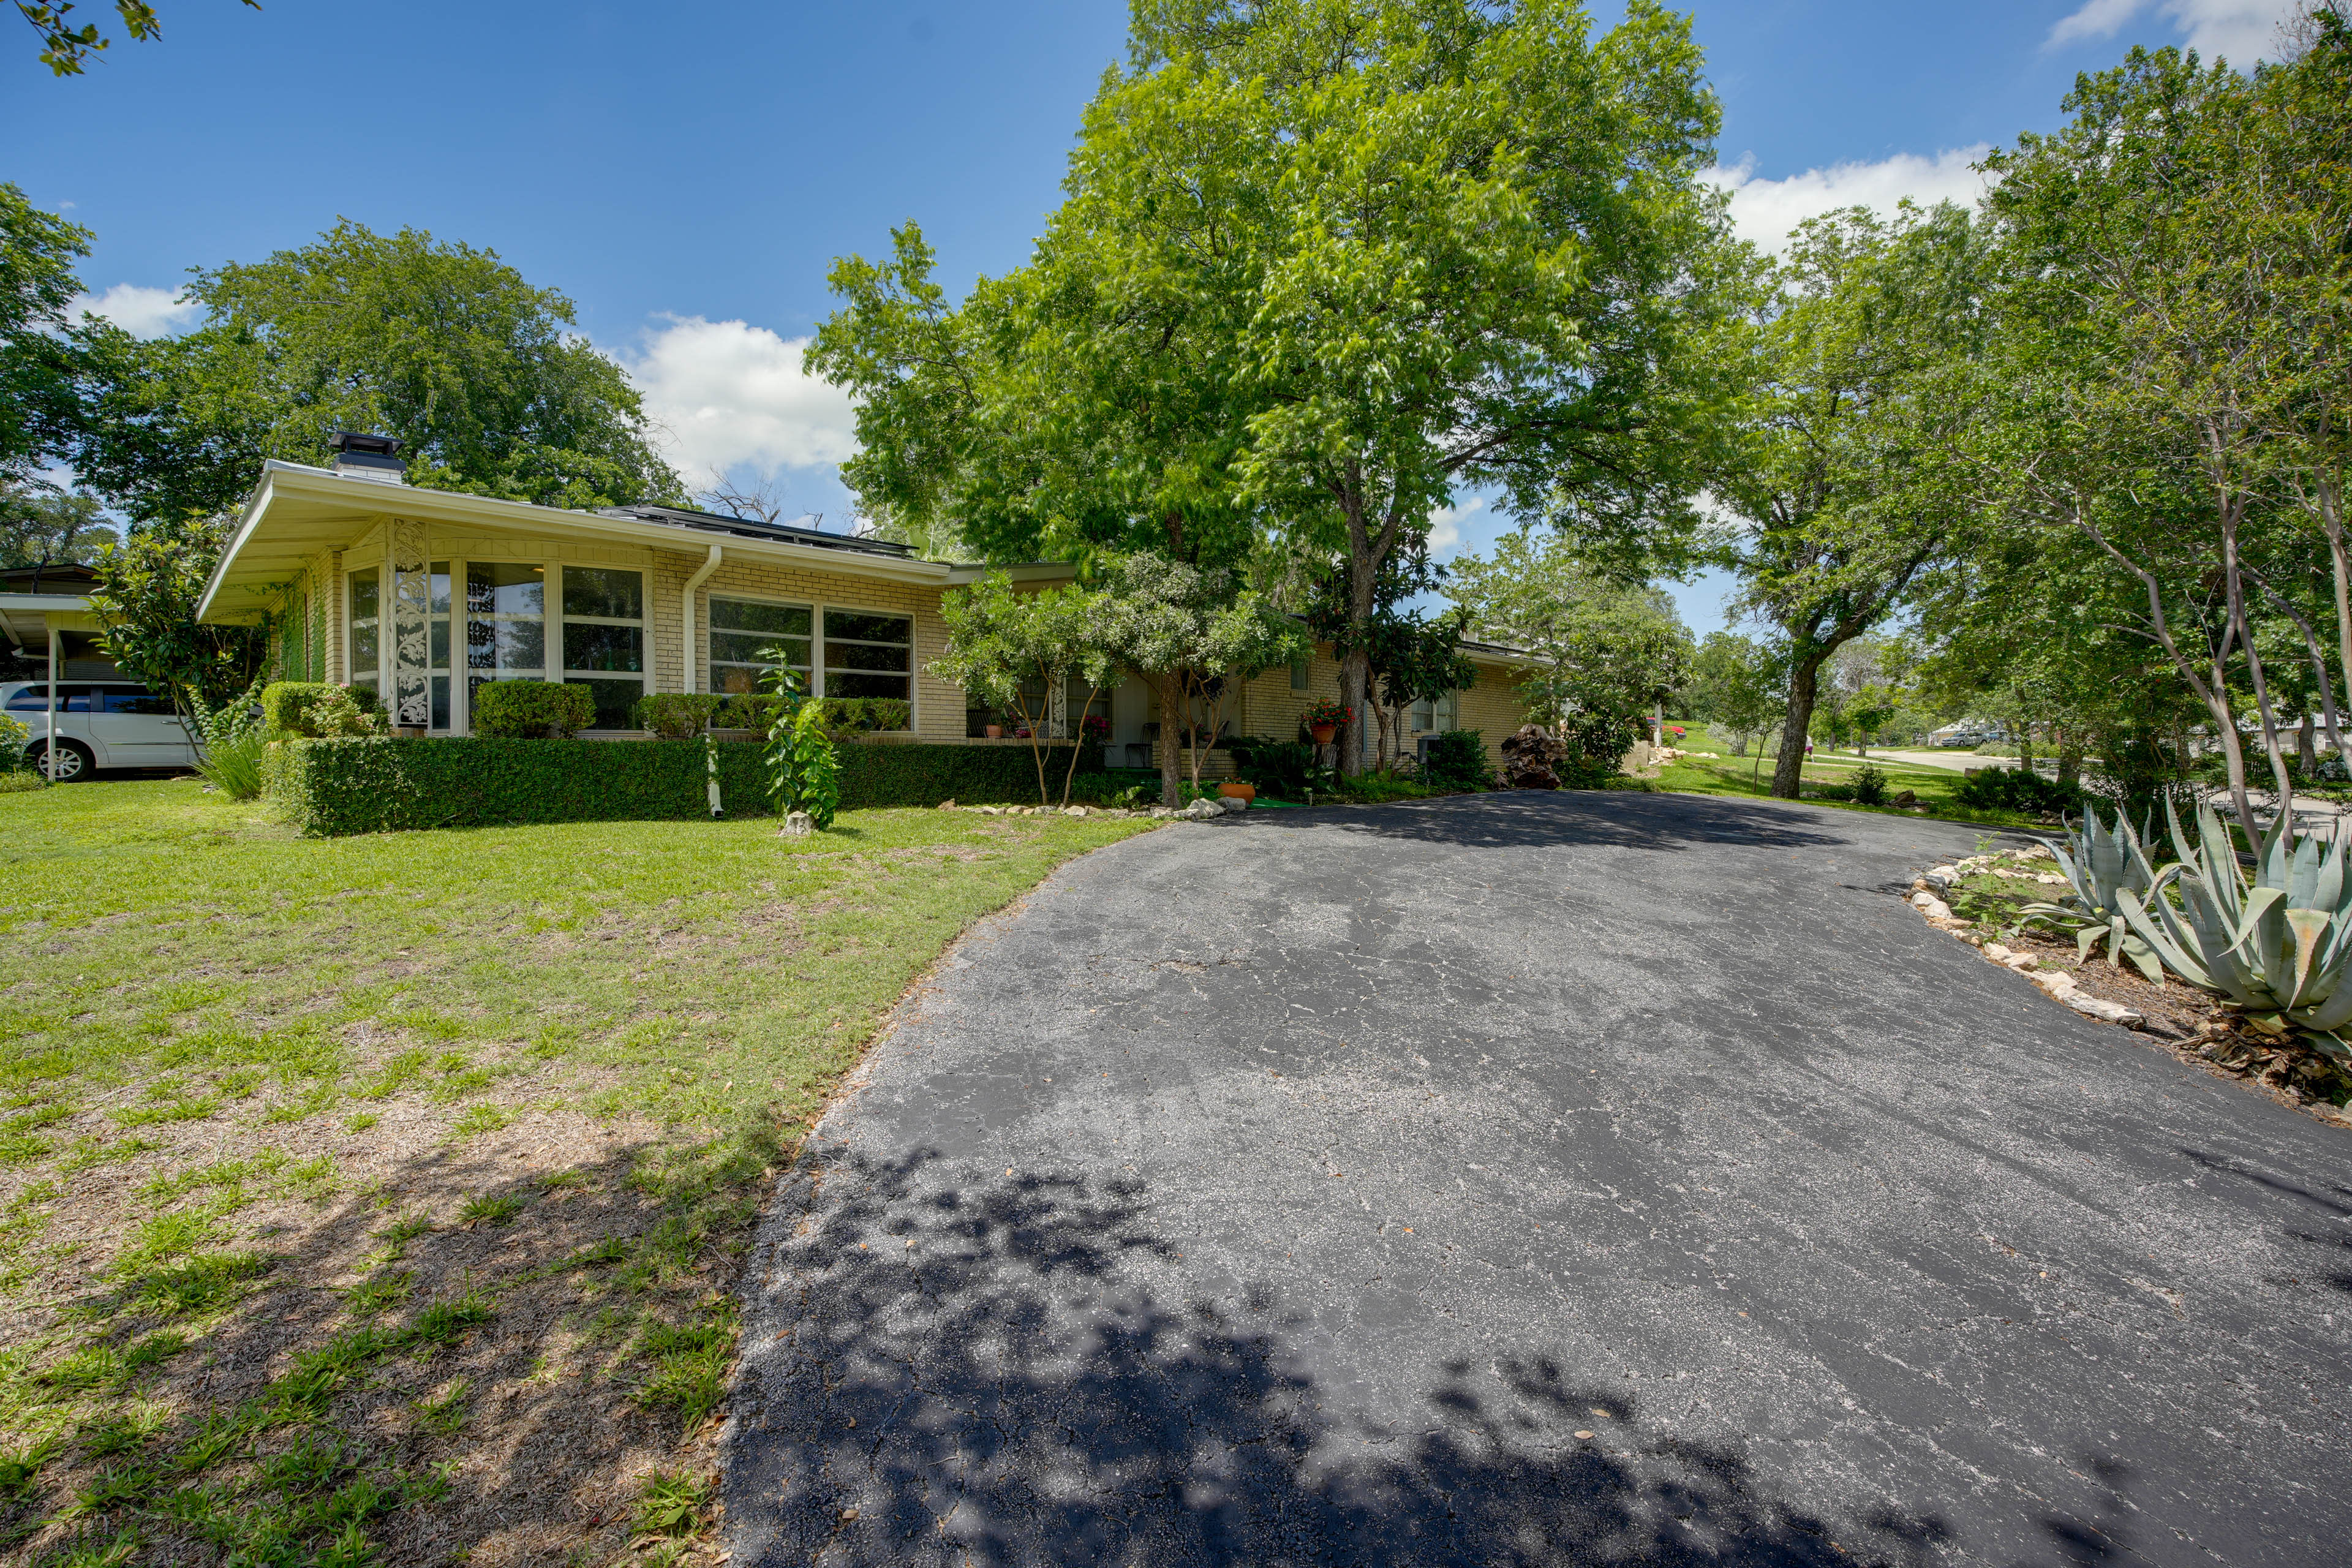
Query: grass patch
[[1653, 727, 2061, 829], [0, 780, 1152, 1562]]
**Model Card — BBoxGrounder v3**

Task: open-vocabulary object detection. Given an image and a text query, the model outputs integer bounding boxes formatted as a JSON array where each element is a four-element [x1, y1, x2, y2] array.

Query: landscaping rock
[[1500, 724, 1566, 790], [782, 811, 813, 838], [1909, 891, 1954, 921], [1219, 796, 1247, 815], [938, 799, 957, 809], [2064, 990, 2146, 1027], [1891, 788, 1918, 807], [1927, 863, 1960, 884], [980, 805, 1003, 816], [2028, 968, 2077, 998], [1066, 805, 1088, 817]]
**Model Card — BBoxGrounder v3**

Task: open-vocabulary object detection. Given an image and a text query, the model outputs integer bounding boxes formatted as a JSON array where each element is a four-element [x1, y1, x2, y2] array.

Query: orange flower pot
[[1310, 725, 1336, 744], [1218, 781, 1256, 803]]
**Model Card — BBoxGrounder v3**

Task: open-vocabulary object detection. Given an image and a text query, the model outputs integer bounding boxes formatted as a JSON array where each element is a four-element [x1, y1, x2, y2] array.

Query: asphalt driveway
[[723, 791, 2352, 1567]]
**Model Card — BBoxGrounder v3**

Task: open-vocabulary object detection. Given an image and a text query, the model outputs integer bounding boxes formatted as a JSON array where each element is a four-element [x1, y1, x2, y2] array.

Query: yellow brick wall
[[1218, 646, 1532, 771]]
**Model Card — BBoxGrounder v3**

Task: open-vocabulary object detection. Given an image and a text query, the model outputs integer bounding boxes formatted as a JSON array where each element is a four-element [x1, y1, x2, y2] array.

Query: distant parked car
[[0, 680, 195, 780]]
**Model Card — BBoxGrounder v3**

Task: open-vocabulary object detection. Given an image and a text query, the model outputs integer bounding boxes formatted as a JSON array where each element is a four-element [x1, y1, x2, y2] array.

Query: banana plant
[[2120, 798, 2352, 1063], [2022, 808, 2165, 982]]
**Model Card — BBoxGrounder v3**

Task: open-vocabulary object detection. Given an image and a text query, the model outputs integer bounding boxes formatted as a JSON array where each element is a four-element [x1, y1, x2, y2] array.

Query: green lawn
[[0, 780, 1152, 1565], [1656, 724, 2057, 831]]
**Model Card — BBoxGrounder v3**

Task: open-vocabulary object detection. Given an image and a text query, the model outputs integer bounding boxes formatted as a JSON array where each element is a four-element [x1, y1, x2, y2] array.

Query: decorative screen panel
[[390, 519, 432, 728]]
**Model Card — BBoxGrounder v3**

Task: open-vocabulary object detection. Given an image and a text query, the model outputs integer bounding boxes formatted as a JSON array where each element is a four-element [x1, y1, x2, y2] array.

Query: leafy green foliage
[[633, 1468, 712, 1539], [0, 482, 113, 570], [1849, 763, 1889, 807], [1452, 532, 1692, 741], [260, 681, 380, 739], [470, 680, 594, 739], [87, 513, 273, 713], [17, 1, 260, 77], [1, 181, 89, 486], [1951, 766, 2084, 817], [634, 692, 725, 739], [262, 736, 1105, 835], [933, 571, 1118, 804], [1097, 554, 1307, 804], [66, 221, 682, 522], [1420, 729, 1494, 791], [1226, 737, 1325, 802]]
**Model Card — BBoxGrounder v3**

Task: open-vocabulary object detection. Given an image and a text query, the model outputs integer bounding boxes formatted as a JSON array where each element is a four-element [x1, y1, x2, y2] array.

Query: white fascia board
[[198, 466, 952, 622]]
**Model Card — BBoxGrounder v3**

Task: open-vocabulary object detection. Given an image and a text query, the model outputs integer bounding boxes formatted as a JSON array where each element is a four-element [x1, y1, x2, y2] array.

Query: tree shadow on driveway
[[1232, 791, 1861, 854], [726, 1151, 1972, 1568]]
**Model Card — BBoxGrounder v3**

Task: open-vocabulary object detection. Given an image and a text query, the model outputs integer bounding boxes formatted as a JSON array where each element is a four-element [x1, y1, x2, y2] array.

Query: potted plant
[[984, 709, 1005, 739], [1303, 698, 1351, 745], [1218, 778, 1256, 804]]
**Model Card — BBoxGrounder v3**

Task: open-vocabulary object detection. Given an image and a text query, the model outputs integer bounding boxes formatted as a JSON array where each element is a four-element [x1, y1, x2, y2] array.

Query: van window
[[59, 686, 96, 712], [102, 689, 173, 715], [4, 688, 46, 712]]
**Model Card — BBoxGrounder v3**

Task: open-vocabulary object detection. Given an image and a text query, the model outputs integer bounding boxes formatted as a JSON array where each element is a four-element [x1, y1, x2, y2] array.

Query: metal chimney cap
[[328, 430, 402, 457]]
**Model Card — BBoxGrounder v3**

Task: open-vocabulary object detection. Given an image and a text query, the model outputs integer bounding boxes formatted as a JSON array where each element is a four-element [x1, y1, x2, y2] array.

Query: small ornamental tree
[[757, 663, 840, 829], [88, 513, 273, 719], [931, 573, 1116, 807], [1098, 555, 1305, 806]]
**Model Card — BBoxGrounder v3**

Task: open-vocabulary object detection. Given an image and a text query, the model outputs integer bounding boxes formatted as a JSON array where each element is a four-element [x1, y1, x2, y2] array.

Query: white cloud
[[1705, 146, 1993, 252], [2046, 0, 2299, 62], [1427, 496, 1485, 554], [72, 282, 199, 338], [616, 315, 858, 481]]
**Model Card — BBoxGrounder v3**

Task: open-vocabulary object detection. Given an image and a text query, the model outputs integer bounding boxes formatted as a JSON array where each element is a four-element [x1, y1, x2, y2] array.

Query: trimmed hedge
[[260, 681, 380, 738], [473, 680, 594, 738], [265, 737, 1103, 835]]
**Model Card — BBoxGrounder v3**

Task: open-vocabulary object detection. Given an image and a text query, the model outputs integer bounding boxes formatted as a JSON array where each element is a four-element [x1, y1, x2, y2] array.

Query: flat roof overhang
[[195, 465, 1008, 624], [0, 594, 92, 650]]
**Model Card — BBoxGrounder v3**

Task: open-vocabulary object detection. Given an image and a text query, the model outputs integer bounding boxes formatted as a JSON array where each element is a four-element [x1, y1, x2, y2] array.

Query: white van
[[1, 680, 197, 780]]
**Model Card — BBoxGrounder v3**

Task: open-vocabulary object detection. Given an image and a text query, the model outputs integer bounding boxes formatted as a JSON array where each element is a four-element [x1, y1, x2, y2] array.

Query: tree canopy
[[812, 0, 1740, 771], [66, 221, 683, 522]]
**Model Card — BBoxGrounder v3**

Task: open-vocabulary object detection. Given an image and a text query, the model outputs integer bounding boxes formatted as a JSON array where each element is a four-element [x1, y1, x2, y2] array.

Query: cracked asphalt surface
[[723, 791, 2352, 1567]]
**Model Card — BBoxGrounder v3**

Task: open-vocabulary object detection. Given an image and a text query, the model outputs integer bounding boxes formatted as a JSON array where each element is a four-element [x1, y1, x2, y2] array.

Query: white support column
[[44, 621, 58, 781]]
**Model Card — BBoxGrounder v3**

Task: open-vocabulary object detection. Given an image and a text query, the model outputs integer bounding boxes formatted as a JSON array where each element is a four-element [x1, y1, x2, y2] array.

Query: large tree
[[812, 0, 1739, 771], [67, 221, 683, 522], [1717, 200, 1989, 800], [0, 182, 89, 491]]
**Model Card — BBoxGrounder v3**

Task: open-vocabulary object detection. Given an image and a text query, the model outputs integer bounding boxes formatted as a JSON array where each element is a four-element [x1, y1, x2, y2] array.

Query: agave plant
[[2022, 808, 2164, 982], [2120, 799, 2352, 1062]]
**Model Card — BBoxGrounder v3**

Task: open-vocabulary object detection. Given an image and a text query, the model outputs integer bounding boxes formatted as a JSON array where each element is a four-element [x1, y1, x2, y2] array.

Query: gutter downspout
[[682, 545, 722, 695]]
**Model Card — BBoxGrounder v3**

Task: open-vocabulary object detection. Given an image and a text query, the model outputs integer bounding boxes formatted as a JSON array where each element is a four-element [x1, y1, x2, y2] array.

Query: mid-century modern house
[[194, 435, 1536, 772]]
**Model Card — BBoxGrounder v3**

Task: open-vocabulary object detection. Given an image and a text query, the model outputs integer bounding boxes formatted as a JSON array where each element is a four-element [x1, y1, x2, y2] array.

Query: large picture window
[[709, 597, 811, 696], [562, 566, 644, 728], [823, 609, 912, 703], [466, 562, 545, 715], [349, 567, 381, 699]]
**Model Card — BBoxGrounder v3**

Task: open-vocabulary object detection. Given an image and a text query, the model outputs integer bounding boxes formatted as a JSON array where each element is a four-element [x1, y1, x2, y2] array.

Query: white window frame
[[706, 591, 815, 699], [558, 564, 649, 731], [816, 602, 916, 719], [348, 567, 383, 698], [459, 557, 549, 733]]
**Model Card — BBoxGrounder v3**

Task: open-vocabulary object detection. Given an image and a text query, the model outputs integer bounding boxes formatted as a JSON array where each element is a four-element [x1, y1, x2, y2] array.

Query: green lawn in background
[[1656, 723, 2056, 831], [0, 779, 1153, 1564]]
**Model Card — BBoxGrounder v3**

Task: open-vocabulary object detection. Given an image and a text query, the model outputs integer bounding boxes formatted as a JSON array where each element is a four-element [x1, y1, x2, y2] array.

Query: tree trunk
[[2057, 734, 2082, 791], [2323, 481, 2352, 756], [1156, 674, 1182, 807], [2016, 725, 2034, 774], [2299, 714, 2318, 773], [2222, 507, 2296, 832], [1771, 657, 1824, 799]]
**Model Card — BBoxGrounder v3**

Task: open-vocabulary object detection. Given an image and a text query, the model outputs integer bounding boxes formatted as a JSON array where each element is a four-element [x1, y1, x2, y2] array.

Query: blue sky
[[1, 0, 2303, 632]]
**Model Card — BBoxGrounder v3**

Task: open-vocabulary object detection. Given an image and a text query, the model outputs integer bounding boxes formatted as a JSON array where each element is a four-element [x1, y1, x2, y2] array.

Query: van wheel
[[27, 739, 92, 782]]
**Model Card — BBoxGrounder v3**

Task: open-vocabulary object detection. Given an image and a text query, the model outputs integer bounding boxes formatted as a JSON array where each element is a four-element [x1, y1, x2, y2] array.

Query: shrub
[[1953, 765, 2084, 816], [767, 698, 842, 829], [709, 694, 910, 739], [1065, 772, 1152, 808], [264, 737, 1104, 835], [260, 682, 379, 739], [1226, 736, 1322, 800], [1421, 729, 1494, 791], [472, 681, 594, 739], [1558, 710, 1643, 767], [1850, 763, 1889, 806], [195, 729, 268, 799], [1554, 754, 1619, 790], [634, 692, 724, 739]]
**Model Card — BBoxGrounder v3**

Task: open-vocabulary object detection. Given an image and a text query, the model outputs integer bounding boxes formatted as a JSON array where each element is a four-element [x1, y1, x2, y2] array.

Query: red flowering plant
[[1081, 714, 1111, 742], [1303, 699, 1352, 730]]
